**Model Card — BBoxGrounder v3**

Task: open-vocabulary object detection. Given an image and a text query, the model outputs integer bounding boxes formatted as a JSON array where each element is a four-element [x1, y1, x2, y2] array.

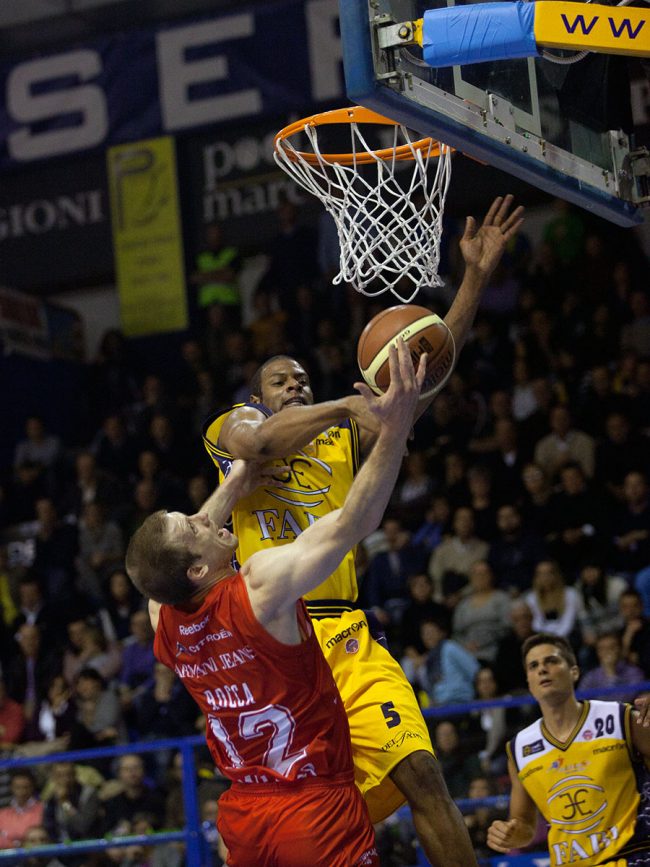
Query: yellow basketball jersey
[[508, 700, 650, 867], [202, 404, 361, 609]]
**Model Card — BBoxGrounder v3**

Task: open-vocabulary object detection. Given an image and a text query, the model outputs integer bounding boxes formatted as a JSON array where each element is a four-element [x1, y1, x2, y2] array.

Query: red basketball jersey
[[154, 572, 355, 787]]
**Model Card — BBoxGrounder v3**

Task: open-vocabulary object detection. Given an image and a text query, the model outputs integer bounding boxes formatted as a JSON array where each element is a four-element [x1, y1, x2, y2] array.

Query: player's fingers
[[415, 352, 427, 390], [501, 207, 525, 236], [483, 196, 504, 226], [493, 193, 514, 225], [386, 341, 400, 388], [395, 338, 412, 386], [353, 381, 376, 401], [462, 215, 477, 240], [265, 465, 290, 478]]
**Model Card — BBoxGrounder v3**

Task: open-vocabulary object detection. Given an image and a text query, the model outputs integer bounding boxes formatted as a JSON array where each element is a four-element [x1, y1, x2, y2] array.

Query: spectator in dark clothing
[[134, 663, 197, 739], [412, 496, 451, 553], [619, 589, 650, 677], [31, 498, 78, 605], [6, 624, 60, 740], [5, 460, 49, 524], [31, 674, 78, 749], [258, 197, 320, 310], [102, 754, 166, 834], [463, 776, 509, 861], [145, 413, 196, 480], [133, 450, 186, 512], [611, 471, 650, 575], [92, 414, 138, 480], [462, 317, 513, 392], [595, 412, 649, 500], [11, 575, 59, 651], [399, 573, 450, 658], [90, 329, 140, 419], [119, 610, 156, 716], [577, 365, 632, 438], [364, 517, 428, 626], [493, 600, 536, 693], [13, 416, 61, 473], [391, 452, 436, 531], [488, 503, 546, 595], [463, 465, 497, 541], [518, 377, 554, 457], [545, 462, 605, 576], [433, 720, 482, 800], [43, 761, 101, 846], [483, 419, 529, 503], [74, 668, 124, 751], [105, 569, 142, 642], [129, 374, 177, 440], [116, 479, 159, 540], [59, 451, 122, 520], [520, 462, 554, 536], [579, 632, 644, 703]]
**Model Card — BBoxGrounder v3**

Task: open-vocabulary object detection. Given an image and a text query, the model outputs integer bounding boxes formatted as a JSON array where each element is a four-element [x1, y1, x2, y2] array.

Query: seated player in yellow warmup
[[202, 196, 523, 866], [488, 633, 650, 867]]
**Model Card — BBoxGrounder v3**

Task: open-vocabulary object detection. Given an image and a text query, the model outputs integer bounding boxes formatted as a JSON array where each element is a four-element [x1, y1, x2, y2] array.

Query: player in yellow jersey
[[488, 634, 650, 866], [202, 196, 523, 866]]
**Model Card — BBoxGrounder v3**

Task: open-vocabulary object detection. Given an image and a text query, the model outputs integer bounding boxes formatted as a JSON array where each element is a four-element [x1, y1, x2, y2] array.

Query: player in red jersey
[[125, 341, 427, 867]]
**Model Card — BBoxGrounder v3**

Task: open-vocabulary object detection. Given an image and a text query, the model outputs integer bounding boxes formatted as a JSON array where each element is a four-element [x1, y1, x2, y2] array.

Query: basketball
[[357, 304, 455, 398]]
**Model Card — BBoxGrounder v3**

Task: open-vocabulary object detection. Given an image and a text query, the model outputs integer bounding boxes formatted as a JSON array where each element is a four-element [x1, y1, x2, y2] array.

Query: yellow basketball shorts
[[312, 610, 435, 823]]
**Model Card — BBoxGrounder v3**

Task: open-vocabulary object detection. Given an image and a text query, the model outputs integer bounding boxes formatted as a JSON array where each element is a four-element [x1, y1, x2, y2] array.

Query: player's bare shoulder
[[219, 404, 268, 454]]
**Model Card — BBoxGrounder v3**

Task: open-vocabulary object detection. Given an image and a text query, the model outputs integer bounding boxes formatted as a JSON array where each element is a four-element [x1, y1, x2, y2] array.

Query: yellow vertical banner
[[107, 136, 188, 337]]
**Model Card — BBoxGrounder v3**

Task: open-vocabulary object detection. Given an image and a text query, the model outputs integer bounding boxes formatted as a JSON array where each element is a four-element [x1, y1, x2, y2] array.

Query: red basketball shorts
[[217, 780, 379, 866]]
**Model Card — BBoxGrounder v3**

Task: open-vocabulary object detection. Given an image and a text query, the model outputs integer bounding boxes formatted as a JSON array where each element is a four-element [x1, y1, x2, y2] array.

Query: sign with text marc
[[179, 115, 322, 254], [0, 0, 343, 171]]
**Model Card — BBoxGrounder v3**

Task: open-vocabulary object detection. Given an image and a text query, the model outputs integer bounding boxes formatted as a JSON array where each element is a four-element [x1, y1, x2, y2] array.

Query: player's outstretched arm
[[198, 460, 287, 527], [446, 194, 524, 353], [218, 396, 375, 461], [487, 757, 538, 853], [406, 196, 525, 432], [243, 341, 426, 623]]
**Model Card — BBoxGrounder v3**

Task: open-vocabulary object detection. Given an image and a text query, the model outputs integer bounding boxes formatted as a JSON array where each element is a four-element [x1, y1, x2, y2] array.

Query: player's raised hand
[[353, 339, 426, 429], [229, 460, 291, 498], [460, 194, 525, 279], [487, 818, 520, 853]]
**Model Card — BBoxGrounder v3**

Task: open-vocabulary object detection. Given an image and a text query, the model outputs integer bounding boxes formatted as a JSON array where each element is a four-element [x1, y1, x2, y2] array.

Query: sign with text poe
[[107, 137, 187, 337]]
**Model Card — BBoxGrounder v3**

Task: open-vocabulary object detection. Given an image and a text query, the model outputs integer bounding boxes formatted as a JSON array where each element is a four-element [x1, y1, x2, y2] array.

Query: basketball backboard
[[339, 0, 650, 226]]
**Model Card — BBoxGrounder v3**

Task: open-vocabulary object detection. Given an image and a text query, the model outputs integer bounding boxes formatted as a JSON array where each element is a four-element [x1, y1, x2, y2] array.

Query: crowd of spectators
[[0, 196, 649, 865]]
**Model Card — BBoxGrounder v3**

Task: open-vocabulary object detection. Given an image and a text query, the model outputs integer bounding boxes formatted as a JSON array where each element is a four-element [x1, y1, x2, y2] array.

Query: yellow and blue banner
[[107, 136, 188, 337], [421, 0, 650, 66]]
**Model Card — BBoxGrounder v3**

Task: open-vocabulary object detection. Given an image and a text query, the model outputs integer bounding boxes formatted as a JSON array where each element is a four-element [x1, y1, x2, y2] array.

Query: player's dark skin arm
[[402, 194, 525, 432], [218, 396, 372, 460]]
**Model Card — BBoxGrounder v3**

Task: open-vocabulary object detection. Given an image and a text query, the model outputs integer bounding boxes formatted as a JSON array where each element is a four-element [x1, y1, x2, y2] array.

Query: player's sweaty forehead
[[262, 359, 310, 386]]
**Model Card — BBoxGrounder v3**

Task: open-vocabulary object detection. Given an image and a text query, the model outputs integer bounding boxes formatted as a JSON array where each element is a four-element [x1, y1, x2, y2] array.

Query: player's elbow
[[226, 429, 272, 461]]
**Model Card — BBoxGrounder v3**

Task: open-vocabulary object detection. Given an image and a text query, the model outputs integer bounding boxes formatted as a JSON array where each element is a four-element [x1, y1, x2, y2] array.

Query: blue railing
[[0, 681, 648, 864], [0, 736, 206, 865]]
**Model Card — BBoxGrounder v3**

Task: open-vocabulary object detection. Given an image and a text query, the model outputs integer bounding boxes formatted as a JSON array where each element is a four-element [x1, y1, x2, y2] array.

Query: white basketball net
[[274, 116, 452, 304]]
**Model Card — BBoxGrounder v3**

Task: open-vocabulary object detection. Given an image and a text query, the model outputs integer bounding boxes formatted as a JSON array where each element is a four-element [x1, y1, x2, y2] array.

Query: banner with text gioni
[[108, 137, 188, 337]]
